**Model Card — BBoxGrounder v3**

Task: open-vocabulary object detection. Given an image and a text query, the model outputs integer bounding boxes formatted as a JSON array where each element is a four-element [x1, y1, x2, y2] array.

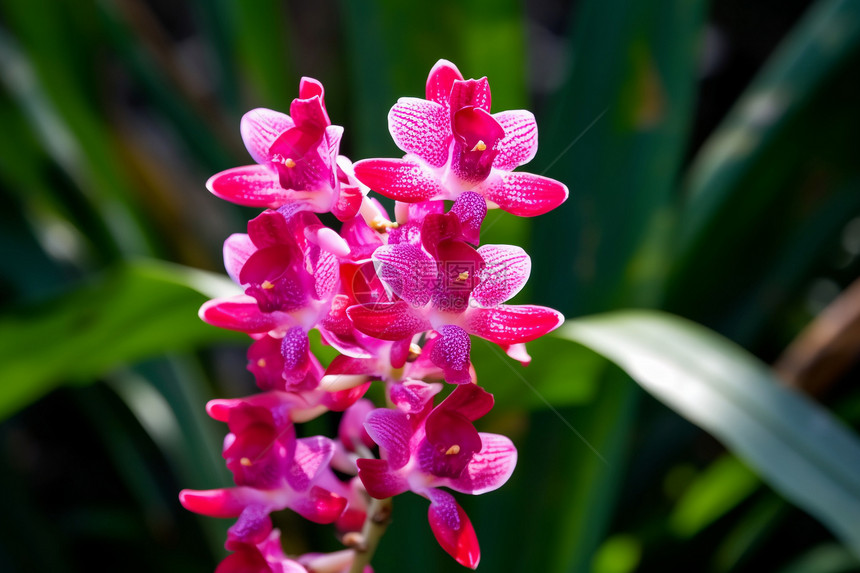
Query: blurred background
[[1, 0, 859, 571]]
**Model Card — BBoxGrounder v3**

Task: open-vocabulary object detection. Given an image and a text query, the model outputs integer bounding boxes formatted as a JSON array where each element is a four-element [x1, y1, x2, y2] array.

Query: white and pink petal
[[479, 171, 569, 217]]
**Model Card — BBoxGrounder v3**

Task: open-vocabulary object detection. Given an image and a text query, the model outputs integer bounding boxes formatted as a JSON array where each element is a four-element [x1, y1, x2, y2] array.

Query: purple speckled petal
[[491, 110, 538, 170], [471, 244, 531, 307], [363, 408, 413, 469], [240, 108, 294, 165], [479, 171, 569, 217], [389, 98, 450, 167], [389, 380, 443, 415], [372, 244, 437, 307], [449, 191, 487, 244], [280, 327, 310, 386], [353, 158, 446, 203], [443, 433, 517, 495], [429, 325, 472, 384], [287, 436, 335, 492]]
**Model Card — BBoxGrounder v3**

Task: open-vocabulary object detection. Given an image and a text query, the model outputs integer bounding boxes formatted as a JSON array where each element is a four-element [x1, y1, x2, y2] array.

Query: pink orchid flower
[[179, 398, 349, 536], [207, 78, 365, 221], [347, 193, 563, 383], [356, 384, 516, 569], [353, 59, 568, 216]]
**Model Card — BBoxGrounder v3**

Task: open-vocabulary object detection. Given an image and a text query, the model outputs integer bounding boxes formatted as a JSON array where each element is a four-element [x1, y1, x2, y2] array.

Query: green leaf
[[532, 0, 705, 314], [670, 454, 761, 537], [0, 260, 244, 420], [667, 0, 860, 336], [560, 310, 860, 557]]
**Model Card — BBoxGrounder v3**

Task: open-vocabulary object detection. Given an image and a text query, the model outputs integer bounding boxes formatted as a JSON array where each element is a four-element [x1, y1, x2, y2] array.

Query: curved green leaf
[[0, 260, 244, 420], [560, 310, 860, 557]]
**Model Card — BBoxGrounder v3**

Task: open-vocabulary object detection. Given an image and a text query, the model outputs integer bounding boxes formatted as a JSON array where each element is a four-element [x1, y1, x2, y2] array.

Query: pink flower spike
[[426, 489, 480, 569]]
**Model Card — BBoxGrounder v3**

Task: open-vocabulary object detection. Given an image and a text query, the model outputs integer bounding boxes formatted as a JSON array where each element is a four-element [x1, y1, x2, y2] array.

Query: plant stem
[[348, 497, 393, 573]]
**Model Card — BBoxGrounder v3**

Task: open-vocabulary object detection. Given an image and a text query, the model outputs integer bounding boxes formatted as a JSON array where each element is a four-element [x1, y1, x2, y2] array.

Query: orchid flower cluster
[[179, 59, 568, 572]]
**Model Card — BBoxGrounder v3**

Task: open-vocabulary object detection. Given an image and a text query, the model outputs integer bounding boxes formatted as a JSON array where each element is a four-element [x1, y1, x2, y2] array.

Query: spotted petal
[[353, 158, 446, 202], [492, 110, 538, 170], [426, 488, 480, 569], [240, 108, 294, 165], [207, 164, 296, 208], [347, 301, 431, 341], [471, 244, 531, 307], [479, 171, 569, 217], [466, 304, 564, 345], [389, 98, 450, 167]]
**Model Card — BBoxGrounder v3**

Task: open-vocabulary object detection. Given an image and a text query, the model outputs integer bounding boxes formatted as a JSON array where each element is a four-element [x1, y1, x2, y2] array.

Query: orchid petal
[[372, 244, 436, 307], [471, 244, 531, 307], [320, 381, 371, 412], [363, 408, 412, 469], [179, 487, 263, 518], [479, 171, 569, 217], [466, 304, 564, 345], [449, 78, 492, 115], [425, 59, 463, 105], [429, 325, 472, 384], [444, 433, 517, 495], [287, 436, 335, 491], [353, 158, 446, 202], [347, 301, 431, 341], [492, 110, 538, 170], [288, 485, 347, 524], [240, 108, 294, 165], [437, 383, 494, 422], [226, 505, 273, 547], [389, 98, 450, 167], [199, 296, 282, 333], [389, 380, 443, 415], [425, 489, 480, 569], [356, 458, 409, 499], [207, 165, 294, 208], [224, 233, 255, 284], [449, 191, 487, 244], [338, 399, 376, 452]]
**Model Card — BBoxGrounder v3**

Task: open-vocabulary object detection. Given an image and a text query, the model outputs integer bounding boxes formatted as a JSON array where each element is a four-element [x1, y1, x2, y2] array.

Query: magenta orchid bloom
[[179, 398, 349, 530], [189, 63, 569, 571], [207, 78, 365, 221], [353, 59, 568, 216], [356, 384, 516, 569], [347, 192, 562, 383]]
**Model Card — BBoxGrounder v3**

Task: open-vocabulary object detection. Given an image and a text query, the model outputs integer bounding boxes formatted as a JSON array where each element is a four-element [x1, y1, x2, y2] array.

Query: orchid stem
[[348, 497, 393, 573]]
